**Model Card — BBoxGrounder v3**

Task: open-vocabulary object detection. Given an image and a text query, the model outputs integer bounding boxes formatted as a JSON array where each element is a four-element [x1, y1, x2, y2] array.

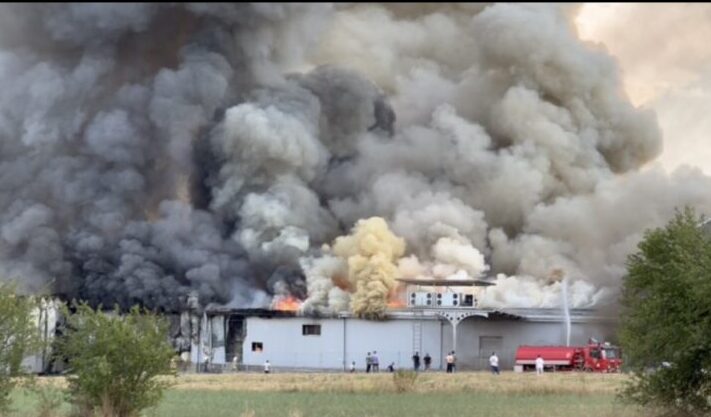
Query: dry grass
[[12, 374, 646, 417], [167, 371, 628, 396]]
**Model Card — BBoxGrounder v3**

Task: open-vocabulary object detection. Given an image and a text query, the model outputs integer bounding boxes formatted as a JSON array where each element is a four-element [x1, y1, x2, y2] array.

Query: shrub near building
[[57, 303, 176, 417]]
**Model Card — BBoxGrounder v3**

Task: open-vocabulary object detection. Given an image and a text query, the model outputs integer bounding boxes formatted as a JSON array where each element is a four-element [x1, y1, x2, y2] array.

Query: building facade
[[23, 299, 619, 373], [232, 308, 618, 371]]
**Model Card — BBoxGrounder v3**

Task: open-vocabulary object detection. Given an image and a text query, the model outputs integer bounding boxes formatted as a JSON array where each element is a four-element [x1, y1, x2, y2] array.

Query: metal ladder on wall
[[412, 313, 423, 355]]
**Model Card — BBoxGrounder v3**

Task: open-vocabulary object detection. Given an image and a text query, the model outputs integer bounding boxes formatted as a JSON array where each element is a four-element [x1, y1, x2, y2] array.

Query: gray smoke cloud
[[0, 3, 708, 312]]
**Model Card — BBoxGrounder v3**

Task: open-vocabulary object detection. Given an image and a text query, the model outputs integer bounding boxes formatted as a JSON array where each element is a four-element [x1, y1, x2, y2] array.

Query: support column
[[435, 310, 488, 363]]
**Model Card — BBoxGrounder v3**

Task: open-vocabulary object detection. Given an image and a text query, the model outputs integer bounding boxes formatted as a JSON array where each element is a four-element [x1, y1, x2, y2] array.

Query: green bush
[[0, 283, 40, 414], [57, 303, 176, 417], [619, 207, 711, 416], [32, 385, 65, 417], [392, 369, 418, 393]]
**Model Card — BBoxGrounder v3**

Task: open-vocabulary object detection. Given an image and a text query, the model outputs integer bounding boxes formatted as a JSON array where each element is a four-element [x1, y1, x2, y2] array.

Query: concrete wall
[[242, 316, 444, 371], [242, 313, 618, 371], [21, 298, 61, 374]]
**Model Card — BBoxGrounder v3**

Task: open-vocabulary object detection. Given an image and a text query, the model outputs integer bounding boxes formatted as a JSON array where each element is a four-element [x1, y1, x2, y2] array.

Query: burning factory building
[[154, 277, 618, 372], [4, 4, 711, 372]]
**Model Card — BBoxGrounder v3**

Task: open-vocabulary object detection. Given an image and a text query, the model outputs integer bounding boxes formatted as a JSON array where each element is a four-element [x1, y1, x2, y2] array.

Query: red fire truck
[[514, 340, 622, 373]]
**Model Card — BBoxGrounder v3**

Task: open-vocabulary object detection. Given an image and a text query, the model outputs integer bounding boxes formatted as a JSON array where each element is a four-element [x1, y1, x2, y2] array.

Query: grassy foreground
[[9, 372, 649, 417]]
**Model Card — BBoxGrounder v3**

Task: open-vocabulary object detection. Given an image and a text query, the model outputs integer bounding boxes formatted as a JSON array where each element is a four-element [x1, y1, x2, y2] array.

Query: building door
[[479, 336, 503, 370], [225, 316, 244, 368]]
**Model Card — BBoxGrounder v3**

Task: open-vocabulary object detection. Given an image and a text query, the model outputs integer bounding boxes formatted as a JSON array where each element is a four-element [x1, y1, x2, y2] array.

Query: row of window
[[251, 325, 322, 351]]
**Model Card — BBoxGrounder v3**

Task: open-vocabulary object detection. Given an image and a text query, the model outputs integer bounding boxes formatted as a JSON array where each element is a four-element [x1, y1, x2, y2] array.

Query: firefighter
[[536, 355, 545, 375]]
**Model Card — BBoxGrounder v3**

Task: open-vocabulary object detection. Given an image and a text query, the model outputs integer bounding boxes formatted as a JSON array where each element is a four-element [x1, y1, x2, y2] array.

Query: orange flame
[[272, 296, 302, 312], [387, 286, 406, 309]]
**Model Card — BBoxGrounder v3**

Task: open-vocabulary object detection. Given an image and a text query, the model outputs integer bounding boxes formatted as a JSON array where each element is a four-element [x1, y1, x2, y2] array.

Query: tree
[[619, 207, 711, 416], [0, 283, 40, 414], [57, 303, 176, 417]]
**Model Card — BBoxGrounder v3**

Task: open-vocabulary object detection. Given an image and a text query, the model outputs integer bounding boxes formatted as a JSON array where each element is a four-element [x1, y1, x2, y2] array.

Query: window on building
[[302, 324, 321, 336], [252, 342, 263, 352]]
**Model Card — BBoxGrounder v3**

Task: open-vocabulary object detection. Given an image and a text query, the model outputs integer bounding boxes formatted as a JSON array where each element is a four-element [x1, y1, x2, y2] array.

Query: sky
[[576, 3, 711, 175]]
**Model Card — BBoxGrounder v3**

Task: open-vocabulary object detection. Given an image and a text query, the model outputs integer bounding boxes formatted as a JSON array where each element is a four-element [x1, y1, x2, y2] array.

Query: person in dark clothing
[[412, 351, 421, 371], [423, 353, 432, 371], [366, 352, 372, 373], [387, 362, 395, 372]]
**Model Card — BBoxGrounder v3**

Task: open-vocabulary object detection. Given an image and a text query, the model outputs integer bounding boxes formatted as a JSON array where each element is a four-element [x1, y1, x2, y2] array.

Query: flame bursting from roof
[[386, 285, 406, 310], [273, 288, 405, 313], [272, 295, 303, 312]]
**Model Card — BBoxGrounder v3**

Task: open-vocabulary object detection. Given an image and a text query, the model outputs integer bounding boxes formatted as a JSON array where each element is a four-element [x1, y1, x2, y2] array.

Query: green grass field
[[6, 373, 650, 417]]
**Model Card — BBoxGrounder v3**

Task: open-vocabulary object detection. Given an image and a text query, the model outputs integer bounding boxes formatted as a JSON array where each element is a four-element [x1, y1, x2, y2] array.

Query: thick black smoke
[[0, 3, 357, 310], [3, 3, 711, 313]]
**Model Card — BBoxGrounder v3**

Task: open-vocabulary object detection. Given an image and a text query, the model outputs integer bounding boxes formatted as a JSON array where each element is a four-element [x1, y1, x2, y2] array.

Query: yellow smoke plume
[[332, 217, 405, 319]]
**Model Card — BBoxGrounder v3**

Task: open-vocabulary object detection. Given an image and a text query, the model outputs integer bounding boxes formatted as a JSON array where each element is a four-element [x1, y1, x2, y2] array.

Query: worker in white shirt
[[264, 360, 271, 374], [489, 352, 500, 375], [535, 355, 545, 375]]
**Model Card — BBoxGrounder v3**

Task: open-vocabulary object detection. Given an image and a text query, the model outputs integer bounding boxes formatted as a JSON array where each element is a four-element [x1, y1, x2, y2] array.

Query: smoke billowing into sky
[[1, 3, 710, 313], [576, 3, 711, 175]]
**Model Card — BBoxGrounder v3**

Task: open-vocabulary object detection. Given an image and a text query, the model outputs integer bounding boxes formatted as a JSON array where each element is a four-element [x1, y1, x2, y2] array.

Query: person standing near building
[[366, 352, 372, 373], [446, 352, 454, 373], [489, 352, 500, 375], [264, 360, 271, 374], [424, 353, 432, 371], [372, 351, 380, 372], [412, 351, 421, 371], [535, 354, 545, 375], [350, 361, 356, 373]]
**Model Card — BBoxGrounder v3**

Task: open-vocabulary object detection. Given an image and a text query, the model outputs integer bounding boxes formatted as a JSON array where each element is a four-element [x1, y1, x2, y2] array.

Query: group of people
[[267, 352, 547, 374], [364, 351, 380, 372], [355, 351, 436, 373], [489, 352, 544, 375], [411, 351, 432, 371]]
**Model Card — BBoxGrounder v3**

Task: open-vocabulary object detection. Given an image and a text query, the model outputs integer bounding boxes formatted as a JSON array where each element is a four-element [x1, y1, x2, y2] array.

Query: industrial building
[[25, 279, 619, 373], [191, 306, 617, 372], [183, 279, 619, 372]]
